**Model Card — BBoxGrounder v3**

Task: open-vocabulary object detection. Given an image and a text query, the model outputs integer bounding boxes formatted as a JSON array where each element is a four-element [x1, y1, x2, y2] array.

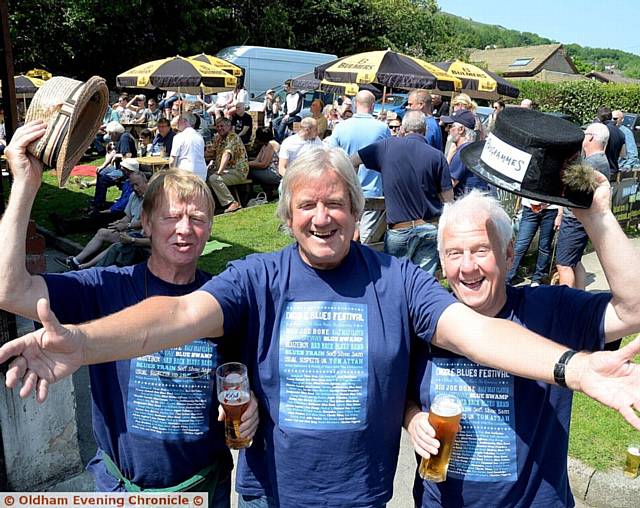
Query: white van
[[216, 46, 337, 98]]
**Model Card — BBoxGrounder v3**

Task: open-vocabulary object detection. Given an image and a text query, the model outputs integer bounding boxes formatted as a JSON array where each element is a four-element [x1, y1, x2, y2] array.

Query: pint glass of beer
[[216, 362, 252, 449], [419, 394, 463, 483], [624, 445, 640, 478]]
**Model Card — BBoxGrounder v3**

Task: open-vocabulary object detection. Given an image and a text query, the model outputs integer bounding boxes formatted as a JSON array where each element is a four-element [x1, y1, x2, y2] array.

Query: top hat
[[25, 76, 109, 187], [460, 108, 591, 208]]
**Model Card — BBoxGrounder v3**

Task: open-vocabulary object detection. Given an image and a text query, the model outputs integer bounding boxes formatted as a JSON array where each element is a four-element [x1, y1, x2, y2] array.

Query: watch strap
[[554, 349, 578, 388]]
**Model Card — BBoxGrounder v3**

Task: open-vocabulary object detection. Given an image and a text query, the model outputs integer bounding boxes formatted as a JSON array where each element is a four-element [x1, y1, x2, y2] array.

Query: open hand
[[571, 336, 640, 430], [0, 299, 84, 402]]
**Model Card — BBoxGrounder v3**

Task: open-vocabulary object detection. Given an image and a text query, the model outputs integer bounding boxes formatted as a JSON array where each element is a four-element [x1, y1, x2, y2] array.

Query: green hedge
[[508, 80, 640, 123]]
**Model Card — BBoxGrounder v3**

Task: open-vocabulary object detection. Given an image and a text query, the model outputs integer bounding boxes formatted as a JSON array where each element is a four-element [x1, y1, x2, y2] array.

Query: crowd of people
[[0, 79, 639, 508]]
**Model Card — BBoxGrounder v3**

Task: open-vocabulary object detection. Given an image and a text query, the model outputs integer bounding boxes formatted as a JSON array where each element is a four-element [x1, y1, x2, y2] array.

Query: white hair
[[437, 189, 513, 259], [585, 122, 609, 148], [106, 121, 124, 135]]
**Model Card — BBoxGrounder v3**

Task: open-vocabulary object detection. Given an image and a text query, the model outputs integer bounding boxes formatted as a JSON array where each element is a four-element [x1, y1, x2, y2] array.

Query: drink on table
[[624, 445, 640, 478], [419, 394, 463, 483], [216, 362, 252, 449]]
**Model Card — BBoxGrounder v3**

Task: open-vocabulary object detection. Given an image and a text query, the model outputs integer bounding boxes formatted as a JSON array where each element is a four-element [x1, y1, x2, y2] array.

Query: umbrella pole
[[380, 86, 387, 116]]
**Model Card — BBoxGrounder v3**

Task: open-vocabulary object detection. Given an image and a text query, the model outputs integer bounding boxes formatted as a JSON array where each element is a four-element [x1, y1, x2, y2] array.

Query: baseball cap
[[441, 110, 476, 129]]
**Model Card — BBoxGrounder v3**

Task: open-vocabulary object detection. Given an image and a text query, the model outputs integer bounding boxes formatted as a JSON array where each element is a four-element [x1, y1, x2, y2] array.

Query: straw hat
[[25, 76, 109, 186]]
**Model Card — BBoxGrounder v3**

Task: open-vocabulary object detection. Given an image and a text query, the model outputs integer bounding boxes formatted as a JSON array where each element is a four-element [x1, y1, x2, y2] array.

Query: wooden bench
[[228, 179, 253, 206]]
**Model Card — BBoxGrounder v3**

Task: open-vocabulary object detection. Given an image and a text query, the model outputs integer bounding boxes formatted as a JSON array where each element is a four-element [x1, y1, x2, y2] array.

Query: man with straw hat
[[0, 121, 258, 503]]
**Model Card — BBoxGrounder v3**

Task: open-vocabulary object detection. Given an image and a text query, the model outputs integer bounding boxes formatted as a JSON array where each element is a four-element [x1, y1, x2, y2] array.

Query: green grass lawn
[[9, 168, 640, 471], [24, 168, 293, 272], [568, 335, 640, 471]]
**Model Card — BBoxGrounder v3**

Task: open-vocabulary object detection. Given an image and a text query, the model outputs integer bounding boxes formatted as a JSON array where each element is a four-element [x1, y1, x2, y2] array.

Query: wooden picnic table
[[137, 155, 170, 173]]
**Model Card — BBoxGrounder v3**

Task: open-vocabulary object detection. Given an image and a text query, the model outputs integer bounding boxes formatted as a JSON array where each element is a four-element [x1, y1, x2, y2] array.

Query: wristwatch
[[554, 349, 578, 388]]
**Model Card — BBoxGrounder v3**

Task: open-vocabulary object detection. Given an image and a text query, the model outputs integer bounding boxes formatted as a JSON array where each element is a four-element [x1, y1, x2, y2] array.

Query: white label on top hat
[[480, 134, 532, 183]]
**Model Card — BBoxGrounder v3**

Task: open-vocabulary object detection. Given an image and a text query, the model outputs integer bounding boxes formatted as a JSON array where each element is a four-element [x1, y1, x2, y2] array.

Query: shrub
[[508, 80, 640, 123]]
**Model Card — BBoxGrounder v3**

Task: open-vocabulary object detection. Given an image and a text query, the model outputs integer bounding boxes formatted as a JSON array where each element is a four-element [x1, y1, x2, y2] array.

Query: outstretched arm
[[573, 172, 640, 340], [0, 290, 225, 402], [434, 303, 640, 430], [0, 121, 51, 319]]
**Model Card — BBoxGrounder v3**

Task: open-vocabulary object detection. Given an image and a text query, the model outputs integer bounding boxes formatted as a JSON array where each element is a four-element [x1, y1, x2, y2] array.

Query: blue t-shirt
[[42, 264, 231, 490], [425, 116, 443, 151], [200, 242, 455, 507], [411, 284, 610, 508], [450, 141, 492, 197], [151, 130, 175, 155], [359, 133, 452, 224], [326, 113, 391, 198]]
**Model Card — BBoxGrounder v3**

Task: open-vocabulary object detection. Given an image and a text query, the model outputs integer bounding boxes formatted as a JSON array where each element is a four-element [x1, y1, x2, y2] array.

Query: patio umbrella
[[189, 53, 244, 77], [25, 68, 53, 81], [290, 71, 361, 96], [434, 60, 519, 98], [116, 56, 237, 94], [0, 75, 45, 102], [314, 50, 461, 91]]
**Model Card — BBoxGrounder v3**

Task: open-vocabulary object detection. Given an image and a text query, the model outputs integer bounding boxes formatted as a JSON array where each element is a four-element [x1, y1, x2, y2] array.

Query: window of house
[[509, 58, 533, 67]]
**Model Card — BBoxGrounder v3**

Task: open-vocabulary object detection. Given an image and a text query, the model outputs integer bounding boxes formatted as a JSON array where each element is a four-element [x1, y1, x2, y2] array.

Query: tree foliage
[[7, 0, 466, 86]]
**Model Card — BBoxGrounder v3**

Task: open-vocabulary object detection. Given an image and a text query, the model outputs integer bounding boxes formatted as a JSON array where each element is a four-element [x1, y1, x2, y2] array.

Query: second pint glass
[[419, 394, 463, 483], [216, 362, 252, 449]]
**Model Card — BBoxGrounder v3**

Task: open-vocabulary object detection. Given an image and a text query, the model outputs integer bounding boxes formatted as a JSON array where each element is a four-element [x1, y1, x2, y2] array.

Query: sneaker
[[54, 256, 81, 271], [530, 281, 540, 288]]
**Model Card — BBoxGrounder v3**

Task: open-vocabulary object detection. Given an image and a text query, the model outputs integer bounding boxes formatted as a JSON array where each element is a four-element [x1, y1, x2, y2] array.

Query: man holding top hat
[[407, 108, 639, 507]]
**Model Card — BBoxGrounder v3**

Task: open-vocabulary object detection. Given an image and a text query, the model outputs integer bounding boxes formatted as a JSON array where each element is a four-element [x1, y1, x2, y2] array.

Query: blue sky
[[437, 1, 640, 55]]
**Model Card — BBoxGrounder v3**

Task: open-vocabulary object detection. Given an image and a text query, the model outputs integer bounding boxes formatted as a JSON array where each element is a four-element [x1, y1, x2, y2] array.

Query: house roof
[[586, 71, 640, 84], [468, 44, 578, 77], [516, 69, 589, 83]]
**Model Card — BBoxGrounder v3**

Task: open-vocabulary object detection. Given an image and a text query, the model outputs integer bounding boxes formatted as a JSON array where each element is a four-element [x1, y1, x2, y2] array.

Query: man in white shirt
[[278, 117, 322, 176], [170, 112, 207, 180], [273, 80, 303, 143]]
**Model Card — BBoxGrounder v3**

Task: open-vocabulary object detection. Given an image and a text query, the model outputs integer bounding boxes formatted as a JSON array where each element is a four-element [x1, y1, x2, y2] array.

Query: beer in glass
[[216, 362, 252, 449], [624, 445, 640, 478], [419, 394, 463, 483]]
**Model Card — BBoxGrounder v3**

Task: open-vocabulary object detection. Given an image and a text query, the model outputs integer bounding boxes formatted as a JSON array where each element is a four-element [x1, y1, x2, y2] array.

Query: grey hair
[[276, 146, 365, 224], [462, 125, 477, 141], [437, 189, 513, 258], [402, 110, 426, 134], [300, 117, 317, 130], [585, 122, 609, 148], [106, 121, 124, 135], [180, 112, 197, 127]]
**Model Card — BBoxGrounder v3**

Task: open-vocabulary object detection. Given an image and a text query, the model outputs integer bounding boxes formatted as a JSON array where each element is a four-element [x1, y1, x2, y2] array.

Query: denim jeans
[[384, 223, 439, 275], [92, 165, 123, 209], [506, 206, 558, 284], [272, 115, 301, 143]]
